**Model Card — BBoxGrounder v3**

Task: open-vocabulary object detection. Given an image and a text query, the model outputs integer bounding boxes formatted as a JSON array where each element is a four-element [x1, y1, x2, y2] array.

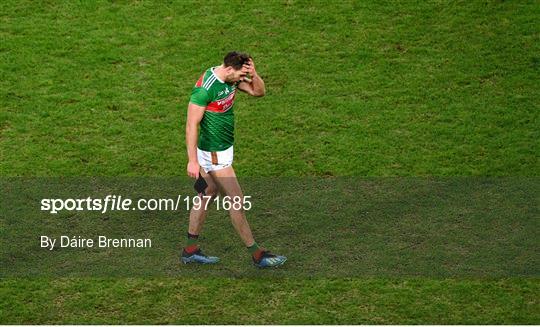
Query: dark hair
[[223, 51, 251, 70]]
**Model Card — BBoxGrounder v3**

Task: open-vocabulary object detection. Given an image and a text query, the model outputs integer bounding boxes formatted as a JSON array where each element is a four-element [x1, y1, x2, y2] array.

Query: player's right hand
[[187, 161, 200, 179]]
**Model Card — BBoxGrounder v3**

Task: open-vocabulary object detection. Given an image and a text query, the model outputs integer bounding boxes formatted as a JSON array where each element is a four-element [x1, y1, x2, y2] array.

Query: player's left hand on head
[[242, 59, 256, 77]]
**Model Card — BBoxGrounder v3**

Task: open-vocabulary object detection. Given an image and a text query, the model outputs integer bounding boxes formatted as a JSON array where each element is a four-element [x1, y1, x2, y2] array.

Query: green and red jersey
[[189, 67, 237, 152]]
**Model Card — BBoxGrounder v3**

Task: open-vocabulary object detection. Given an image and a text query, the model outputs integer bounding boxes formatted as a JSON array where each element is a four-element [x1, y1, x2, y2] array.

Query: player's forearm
[[185, 122, 199, 163], [250, 73, 265, 97]]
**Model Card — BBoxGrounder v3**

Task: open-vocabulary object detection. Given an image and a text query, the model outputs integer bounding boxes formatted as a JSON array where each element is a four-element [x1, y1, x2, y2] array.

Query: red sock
[[184, 244, 198, 254], [253, 249, 265, 261]]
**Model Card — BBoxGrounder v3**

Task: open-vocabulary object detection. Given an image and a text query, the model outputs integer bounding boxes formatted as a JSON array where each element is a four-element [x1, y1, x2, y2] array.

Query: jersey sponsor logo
[[207, 90, 236, 113]]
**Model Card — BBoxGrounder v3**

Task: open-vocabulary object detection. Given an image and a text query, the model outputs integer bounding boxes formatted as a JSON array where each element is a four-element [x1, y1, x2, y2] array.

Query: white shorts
[[197, 146, 234, 173]]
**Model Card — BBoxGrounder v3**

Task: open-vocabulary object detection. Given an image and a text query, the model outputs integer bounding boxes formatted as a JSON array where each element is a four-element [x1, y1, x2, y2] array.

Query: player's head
[[223, 51, 251, 82]]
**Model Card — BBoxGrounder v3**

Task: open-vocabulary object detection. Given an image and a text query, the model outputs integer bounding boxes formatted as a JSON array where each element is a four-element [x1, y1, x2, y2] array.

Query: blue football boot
[[253, 250, 287, 268], [181, 248, 219, 264]]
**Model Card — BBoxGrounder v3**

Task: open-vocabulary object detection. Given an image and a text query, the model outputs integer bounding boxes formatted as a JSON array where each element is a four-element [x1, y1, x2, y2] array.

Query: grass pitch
[[1, 0, 539, 324]]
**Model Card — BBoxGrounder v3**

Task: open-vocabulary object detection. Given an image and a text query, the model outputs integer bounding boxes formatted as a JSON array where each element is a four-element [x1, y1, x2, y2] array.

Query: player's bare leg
[[181, 169, 220, 264], [210, 166, 255, 246], [211, 166, 286, 267], [188, 169, 218, 235]]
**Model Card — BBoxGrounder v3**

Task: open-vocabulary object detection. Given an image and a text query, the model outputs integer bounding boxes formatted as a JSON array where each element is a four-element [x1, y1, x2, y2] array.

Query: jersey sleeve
[[190, 87, 210, 106]]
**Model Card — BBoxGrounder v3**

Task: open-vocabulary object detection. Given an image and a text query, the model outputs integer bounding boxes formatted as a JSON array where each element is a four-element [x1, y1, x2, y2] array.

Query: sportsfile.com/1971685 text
[[40, 195, 253, 214]]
